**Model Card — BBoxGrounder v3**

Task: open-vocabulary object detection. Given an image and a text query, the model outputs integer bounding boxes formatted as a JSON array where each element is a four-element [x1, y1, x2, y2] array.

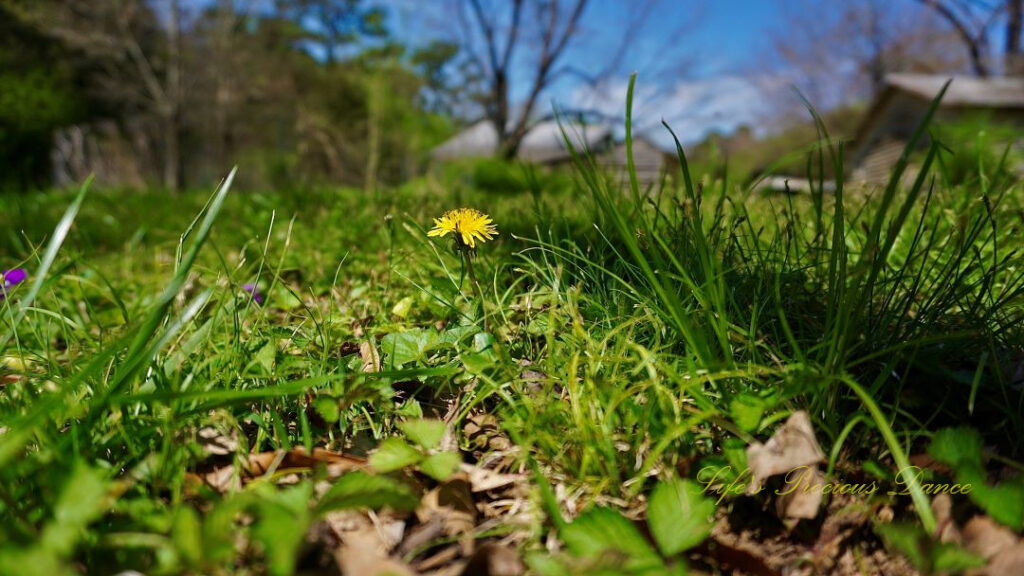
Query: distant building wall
[[52, 120, 153, 189], [851, 75, 1024, 185], [599, 138, 670, 187]]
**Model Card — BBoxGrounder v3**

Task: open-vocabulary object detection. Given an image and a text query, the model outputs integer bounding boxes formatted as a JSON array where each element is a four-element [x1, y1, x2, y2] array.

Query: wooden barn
[[432, 119, 613, 166], [597, 136, 675, 187], [432, 119, 672, 186], [851, 74, 1024, 184]]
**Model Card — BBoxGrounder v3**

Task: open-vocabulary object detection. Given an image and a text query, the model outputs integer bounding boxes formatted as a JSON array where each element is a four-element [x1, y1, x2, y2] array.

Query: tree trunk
[[492, 70, 513, 158], [164, 0, 182, 191], [1008, 0, 1024, 76], [214, 0, 234, 172], [499, 125, 526, 159], [162, 108, 180, 191], [364, 72, 382, 193], [967, 41, 990, 77]]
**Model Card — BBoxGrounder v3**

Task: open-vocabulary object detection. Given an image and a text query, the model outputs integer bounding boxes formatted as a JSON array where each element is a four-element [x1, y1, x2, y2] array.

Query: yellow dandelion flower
[[427, 208, 498, 249]]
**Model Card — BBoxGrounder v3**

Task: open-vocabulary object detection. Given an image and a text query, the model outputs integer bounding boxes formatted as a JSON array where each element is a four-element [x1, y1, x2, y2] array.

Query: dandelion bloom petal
[[428, 208, 498, 249]]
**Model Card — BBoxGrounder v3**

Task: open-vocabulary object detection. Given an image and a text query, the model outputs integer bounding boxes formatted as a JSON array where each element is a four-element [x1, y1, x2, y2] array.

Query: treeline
[[0, 0, 461, 191]]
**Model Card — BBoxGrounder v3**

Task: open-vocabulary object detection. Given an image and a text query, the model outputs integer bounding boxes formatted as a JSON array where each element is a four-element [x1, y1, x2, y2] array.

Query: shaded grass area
[[1, 94, 1023, 574]]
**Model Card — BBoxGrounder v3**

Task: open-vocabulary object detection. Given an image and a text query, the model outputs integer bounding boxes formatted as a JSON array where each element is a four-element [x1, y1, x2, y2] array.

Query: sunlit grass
[[0, 82, 1021, 572]]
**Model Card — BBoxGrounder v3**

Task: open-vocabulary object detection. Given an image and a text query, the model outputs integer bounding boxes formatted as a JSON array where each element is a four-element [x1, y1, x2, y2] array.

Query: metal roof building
[[431, 119, 613, 164], [851, 74, 1024, 184]]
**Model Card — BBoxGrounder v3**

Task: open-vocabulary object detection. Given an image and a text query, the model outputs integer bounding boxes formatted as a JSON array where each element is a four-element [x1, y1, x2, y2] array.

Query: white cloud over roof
[[570, 75, 784, 147]]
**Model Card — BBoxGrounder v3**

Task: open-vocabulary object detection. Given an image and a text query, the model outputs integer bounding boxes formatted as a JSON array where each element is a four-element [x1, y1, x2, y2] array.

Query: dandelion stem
[[462, 248, 488, 331]]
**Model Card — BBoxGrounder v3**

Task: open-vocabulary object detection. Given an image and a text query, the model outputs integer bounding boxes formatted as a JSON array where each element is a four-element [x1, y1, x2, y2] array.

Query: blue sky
[[383, 0, 806, 144], [189, 1, 969, 144], [645, 0, 781, 77]]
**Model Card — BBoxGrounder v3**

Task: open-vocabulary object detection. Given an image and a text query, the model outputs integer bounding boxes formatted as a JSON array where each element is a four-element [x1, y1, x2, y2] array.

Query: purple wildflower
[[0, 268, 27, 300], [242, 282, 263, 305]]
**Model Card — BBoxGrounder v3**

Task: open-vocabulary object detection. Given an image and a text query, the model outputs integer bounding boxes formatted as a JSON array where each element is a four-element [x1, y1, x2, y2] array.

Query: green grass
[[1, 84, 1022, 574]]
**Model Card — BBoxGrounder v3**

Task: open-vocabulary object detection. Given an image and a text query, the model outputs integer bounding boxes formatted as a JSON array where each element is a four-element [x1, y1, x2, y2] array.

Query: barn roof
[[432, 119, 612, 163], [883, 74, 1024, 108], [851, 74, 1024, 183]]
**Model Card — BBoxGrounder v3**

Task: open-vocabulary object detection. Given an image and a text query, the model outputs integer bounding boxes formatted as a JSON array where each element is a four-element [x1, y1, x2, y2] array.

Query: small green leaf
[[460, 350, 497, 374], [255, 341, 276, 374], [395, 398, 423, 418], [437, 325, 477, 346], [472, 332, 495, 352], [524, 552, 574, 576], [204, 493, 251, 564], [928, 427, 983, 469], [561, 507, 662, 571], [420, 451, 462, 481], [526, 315, 551, 336], [931, 543, 987, 572], [391, 296, 414, 318], [318, 472, 419, 513], [273, 285, 304, 310], [381, 329, 438, 367], [172, 506, 203, 566], [723, 437, 748, 471], [875, 522, 928, 570], [696, 456, 740, 489], [876, 522, 987, 573], [647, 479, 715, 556], [966, 480, 1024, 531], [399, 419, 446, 450], [729, 394, 766, 432], [251, 483, 312, 576], [42, 464, 110, 555], [313, 397, 339, 424], [369, 438, 422, 472]]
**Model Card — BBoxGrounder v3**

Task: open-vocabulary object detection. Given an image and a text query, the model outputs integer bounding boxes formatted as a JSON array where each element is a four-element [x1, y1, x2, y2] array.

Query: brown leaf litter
[[187, 409, 531, 575], [309, 463, 530, 576], [187, 447, 366, 493], [353, 320, 381, 373], [182, 404, 1024, 575], [746, 410, 827, 521]]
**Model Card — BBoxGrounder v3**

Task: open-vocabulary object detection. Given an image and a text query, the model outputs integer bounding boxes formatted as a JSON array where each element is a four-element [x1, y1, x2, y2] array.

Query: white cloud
[[568, 74, 790, 147]]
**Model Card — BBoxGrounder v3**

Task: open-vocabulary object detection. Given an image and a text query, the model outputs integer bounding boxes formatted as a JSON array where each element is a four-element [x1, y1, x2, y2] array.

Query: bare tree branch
[[915, 0, 991, 75]]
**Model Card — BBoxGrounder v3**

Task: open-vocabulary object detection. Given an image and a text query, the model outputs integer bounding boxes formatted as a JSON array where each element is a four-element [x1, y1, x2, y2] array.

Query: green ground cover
[[1, 90, 1022, 575]]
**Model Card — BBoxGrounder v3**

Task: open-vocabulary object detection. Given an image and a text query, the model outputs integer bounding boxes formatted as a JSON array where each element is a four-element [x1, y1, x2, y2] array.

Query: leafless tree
[[767, 0, 966, 112], [21, 0, 187, 190], [455, 0, 584, 158], [1010, 0, 1024, 73], [914, 0, 1024, 76], [453, 0, 689, 158]]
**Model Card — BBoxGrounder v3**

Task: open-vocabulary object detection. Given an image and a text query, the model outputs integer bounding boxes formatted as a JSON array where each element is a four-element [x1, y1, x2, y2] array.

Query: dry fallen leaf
[[963, 516, 1017, 559], [985, 543, 1024, 576], [962, 515, 1024, 575], [932, 493, 961, 544], [197, 426, 239, 456], [459, 543, 524, 576], [746, 411, 826, 521], [747, 411, 826, 485], [336, 521, 417, 576], [360, 340, 381, 373], [461, 464, 520, 493], [416, 477, 478, 558], [774, 464, 825, 520], [188, 447, 365, 493], [354, 321, 381, 373]]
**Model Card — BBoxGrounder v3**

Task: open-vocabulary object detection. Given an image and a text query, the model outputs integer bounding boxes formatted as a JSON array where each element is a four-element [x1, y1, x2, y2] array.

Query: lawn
[[1, 96, 1023, 576]]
